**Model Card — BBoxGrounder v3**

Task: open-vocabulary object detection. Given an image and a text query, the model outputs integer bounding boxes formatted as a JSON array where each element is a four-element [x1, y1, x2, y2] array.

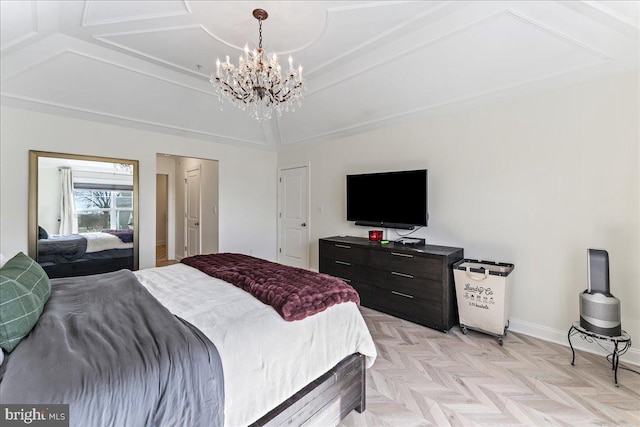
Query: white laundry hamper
[[453, 259, 514, 345]]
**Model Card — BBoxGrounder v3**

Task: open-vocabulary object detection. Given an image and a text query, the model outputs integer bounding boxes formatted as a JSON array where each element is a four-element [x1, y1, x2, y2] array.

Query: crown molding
[[559, 1, 639, 39], [1, 48, 214, 98], [81, 0, 191, 28], [584, 0, 640, 30], [0, 31, 38, 52], [305, 9, 612, 99], [0, 0, 38, 52], [307, 1, 454, 77], [94, 25, 213, 79], [280, 59, 614, 148], [1, 93, 273, 151]]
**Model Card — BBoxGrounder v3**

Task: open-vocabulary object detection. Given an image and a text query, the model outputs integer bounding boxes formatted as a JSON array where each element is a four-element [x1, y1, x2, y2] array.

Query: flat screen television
[[346, 169, 428, 229]]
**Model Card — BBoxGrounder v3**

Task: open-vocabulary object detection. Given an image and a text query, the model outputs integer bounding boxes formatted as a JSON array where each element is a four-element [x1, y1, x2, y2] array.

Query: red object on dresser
[[368, 230, 383, 241]]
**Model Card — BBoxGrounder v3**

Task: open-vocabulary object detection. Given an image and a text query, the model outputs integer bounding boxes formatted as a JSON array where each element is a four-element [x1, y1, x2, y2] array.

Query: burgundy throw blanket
[[181, 253, 360, 321]]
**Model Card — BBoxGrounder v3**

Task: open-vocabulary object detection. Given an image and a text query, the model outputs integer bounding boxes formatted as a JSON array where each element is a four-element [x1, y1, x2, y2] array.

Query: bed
[[37, 230, 134, 278], [0, 252, 377, 427]]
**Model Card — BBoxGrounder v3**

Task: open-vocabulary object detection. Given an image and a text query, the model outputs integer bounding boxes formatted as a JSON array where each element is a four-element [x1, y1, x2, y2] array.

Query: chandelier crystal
[[211, 9, 304, 121]]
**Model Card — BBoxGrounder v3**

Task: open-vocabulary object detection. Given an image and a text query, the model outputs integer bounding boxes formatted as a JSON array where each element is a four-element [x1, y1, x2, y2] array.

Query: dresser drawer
[[319, 258, 369, 284], [371, 286, 443, 327], [371, 272, 442, 303], [319, 258, 370, 302], [319, 241, 369, 265], [370, 250, 442, 280], [319, 236, 463, 332], [350, 281, 371, 303]]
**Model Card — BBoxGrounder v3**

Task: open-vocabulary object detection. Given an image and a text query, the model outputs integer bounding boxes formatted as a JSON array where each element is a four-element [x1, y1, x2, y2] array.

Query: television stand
[[319, 236, 463, 332]]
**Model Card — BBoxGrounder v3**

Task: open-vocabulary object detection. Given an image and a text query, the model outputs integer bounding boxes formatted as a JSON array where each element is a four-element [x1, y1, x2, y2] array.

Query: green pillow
[[0, 252, 51, 352]]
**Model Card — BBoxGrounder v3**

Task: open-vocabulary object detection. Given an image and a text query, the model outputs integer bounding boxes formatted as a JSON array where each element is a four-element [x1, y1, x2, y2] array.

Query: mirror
[[28, 151, 139, 278]]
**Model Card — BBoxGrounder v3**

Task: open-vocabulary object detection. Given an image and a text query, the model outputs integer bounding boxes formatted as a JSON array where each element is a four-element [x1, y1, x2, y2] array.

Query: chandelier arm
[[237, 88, 252, 102], [216, 78, 253, 102], [264, 89, 278, 102], [269, 81, 303, 103]]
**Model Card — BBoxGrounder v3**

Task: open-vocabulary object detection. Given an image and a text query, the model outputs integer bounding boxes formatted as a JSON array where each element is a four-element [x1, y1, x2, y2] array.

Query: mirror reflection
[[29, 151, 139, 278]]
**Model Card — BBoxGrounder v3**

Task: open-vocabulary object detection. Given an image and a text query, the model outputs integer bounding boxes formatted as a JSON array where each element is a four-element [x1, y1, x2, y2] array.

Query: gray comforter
[[37, 234, 87, 263], [0, 269, 224, 427]]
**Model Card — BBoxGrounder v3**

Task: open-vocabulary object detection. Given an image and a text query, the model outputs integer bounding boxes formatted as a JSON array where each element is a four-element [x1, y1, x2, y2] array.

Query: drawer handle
[[391, 290, 414, 299], [391, 271, 414, 279], [338, 277, 352, 283], [335, 244, 351, 249], [335, 260, 351, 266], [391, 252, 414, 258]]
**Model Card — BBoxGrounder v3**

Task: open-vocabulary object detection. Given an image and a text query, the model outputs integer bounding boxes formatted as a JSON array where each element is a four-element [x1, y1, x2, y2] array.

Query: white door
[[185, 167, 201, 257], [279, 165, 309, 268]]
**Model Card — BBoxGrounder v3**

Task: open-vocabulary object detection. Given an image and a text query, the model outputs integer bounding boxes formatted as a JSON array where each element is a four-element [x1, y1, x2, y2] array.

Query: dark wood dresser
[[319, 236, 464, 332]]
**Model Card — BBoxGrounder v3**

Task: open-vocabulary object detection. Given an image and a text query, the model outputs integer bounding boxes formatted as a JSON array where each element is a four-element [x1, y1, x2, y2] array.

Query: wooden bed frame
[[253, 353, 366, 426]]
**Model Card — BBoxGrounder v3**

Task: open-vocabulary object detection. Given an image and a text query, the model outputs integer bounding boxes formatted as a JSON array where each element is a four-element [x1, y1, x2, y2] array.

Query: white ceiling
[[1, 1, 638, 151]]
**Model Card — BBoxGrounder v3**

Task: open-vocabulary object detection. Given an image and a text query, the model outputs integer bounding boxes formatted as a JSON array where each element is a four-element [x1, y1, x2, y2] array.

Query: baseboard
[[509, 318, 639, 367]]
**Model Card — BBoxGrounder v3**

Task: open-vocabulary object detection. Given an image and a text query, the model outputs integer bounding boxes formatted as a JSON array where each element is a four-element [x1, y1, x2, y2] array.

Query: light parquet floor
[[340, 307, 640, 427], [155, 244, 178, 267]]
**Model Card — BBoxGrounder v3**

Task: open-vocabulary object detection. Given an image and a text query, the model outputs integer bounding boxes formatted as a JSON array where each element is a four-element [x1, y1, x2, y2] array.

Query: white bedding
[[134, 263, 377, 427], [82, 232, 133, 253]]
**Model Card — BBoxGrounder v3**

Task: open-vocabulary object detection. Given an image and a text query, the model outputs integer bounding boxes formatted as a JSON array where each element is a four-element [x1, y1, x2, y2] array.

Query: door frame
[[155, 173, 170, 249], [156, 158, 175, 261], [277, 162, 311, 267], [184, 165, 202, 258]]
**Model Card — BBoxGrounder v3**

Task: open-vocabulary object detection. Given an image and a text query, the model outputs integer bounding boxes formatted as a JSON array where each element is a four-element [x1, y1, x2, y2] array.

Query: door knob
[[195, 222, 200, 226], [301, 223, 306, 227]]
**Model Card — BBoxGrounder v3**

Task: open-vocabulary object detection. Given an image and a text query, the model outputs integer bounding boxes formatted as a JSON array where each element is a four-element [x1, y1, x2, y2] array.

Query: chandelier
[[211, 9, 304, 121], [113, 163, 133, 175]]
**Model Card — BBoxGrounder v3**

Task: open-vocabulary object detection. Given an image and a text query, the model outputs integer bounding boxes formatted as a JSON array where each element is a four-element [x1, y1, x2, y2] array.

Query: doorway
[[156, 154, 219, 263], [278, 164, 309, 268]]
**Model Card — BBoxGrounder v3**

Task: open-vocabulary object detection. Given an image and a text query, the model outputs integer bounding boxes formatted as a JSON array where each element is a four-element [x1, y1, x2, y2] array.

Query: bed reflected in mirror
[[28, 151, 139, 278]]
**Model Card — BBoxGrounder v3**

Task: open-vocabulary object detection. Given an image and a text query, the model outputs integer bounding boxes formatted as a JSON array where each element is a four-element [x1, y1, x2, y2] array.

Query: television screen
[[346, 169, 428, 229]]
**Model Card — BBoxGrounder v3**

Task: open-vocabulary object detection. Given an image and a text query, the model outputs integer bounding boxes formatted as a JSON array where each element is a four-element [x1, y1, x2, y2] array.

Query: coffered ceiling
[[1, 1, 638, 151]]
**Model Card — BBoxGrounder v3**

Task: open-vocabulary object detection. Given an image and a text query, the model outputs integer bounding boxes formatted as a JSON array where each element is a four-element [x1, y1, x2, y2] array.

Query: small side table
[[568, 321, 631, 387]]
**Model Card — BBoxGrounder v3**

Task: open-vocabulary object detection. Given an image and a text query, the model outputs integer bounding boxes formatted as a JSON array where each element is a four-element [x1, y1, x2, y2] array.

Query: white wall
[[279, 72, 639, 356], [0, 106, 278, 268], [37, 161, 60, 234]]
